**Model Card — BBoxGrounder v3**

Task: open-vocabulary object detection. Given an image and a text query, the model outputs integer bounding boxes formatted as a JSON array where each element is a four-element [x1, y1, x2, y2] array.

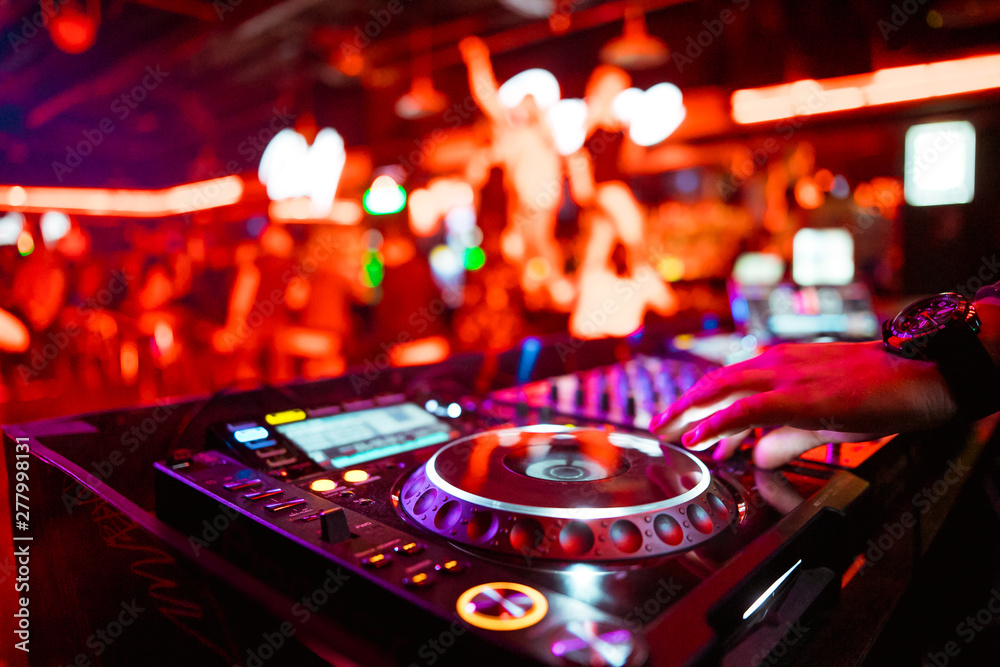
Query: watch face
[[889, 293, 970, 340]]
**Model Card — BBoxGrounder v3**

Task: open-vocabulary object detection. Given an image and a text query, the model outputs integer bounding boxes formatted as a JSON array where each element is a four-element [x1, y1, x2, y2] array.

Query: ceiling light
[[396, 76, 449, 120], [600, 8, 669, 70]]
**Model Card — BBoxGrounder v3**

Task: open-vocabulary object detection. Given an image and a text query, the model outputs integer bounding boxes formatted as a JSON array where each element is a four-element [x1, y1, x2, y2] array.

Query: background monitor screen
[[904, 120, 976, 207], [729, 282, 879, 343]]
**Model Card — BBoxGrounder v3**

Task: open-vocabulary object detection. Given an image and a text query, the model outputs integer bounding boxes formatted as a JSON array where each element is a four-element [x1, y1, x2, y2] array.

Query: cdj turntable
[[154, 352, 870, 667]]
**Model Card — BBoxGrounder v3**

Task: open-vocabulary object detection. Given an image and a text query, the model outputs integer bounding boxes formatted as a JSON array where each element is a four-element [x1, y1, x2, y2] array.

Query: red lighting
[[0, 309, 30, 353], [794, 178, 824, 210], [268, 198, 363, 225], [49, 10, 97, 54], [16, 230, 34, 256], [0, 176, 244, 217], [390, 336, 450, 367], [732, 53, 1000, 124]]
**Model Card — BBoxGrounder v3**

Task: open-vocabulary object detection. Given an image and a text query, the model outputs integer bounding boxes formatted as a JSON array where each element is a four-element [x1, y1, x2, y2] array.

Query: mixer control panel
[[488, 355, 715, 429], [156, 448, 644, 666], [156, 351, 866, 666]]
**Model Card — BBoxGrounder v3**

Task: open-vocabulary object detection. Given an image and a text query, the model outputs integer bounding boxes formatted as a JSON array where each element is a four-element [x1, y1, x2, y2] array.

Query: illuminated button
[[446, 402, 462, 418], [227, 421, 257, 432], [394, 542, 426, 556], [403, 571, 434, 588], [243, 439, 277, 451], [265, 409, 307, 425], [343, 469, 369, 484], [310, 479, 337, 493], [434, 560, 467, 575], [244, 488, 282, 501], [234, 426, 268, 443], [264, 498, 307, 512], [549, 621, 639, 666], [266, 456, 298, 469], [223, 478, 261, 491], [456, 582, 548, 631], [360, 552, 392, 569], [255, 446, 288, 459]]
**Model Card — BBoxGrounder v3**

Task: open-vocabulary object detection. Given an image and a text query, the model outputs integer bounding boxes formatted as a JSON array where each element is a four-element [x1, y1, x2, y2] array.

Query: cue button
[[360, 552, 393, 569], [402, 571, 434, 588], [394, 542, 426, 556], [434, 559, 467, 575]]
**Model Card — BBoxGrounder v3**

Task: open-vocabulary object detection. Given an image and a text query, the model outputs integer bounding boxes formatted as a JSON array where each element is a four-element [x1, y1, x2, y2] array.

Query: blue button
[[234, 426, 269, 443], [245, 439, 278, 451]]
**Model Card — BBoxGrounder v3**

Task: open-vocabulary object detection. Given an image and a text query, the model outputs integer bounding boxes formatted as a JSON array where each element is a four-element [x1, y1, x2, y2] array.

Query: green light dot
[[464, 246, 486, 271]]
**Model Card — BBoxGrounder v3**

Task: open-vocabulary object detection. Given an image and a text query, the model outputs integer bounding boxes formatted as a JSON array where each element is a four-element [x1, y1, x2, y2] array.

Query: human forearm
[[974, 298, 1000, 367]]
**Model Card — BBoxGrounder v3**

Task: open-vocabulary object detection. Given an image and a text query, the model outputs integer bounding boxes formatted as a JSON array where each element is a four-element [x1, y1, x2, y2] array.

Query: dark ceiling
[[1, 0, 999, 189]]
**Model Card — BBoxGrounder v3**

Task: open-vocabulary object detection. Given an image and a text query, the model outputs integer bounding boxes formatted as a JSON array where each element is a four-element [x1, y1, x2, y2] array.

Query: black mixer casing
[[154, 355, 870, 667]]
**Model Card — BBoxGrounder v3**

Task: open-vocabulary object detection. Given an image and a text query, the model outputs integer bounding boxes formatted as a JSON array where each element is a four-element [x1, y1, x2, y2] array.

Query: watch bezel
[[882, 292, 979, 359]]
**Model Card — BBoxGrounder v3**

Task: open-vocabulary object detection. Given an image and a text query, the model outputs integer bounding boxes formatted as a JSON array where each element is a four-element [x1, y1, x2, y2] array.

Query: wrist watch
[[882, 292, 1000, 421]]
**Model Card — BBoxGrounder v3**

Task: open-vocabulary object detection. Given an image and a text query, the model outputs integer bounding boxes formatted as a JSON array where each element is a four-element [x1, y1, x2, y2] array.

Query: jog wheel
[[399, 426, 736, 561]]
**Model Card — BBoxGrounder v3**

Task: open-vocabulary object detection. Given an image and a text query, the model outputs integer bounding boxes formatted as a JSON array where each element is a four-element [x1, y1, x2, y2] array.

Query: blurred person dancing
[[459, 36, 574, 311], [567, 65, 677, 338]]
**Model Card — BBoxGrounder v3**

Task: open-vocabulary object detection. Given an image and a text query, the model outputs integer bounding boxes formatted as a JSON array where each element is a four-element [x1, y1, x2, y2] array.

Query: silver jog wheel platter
[[398, 426, 737, 561]]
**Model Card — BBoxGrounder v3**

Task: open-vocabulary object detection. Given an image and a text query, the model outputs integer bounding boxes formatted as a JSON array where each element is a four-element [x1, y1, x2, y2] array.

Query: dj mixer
[[154, 350, 870, 667]]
